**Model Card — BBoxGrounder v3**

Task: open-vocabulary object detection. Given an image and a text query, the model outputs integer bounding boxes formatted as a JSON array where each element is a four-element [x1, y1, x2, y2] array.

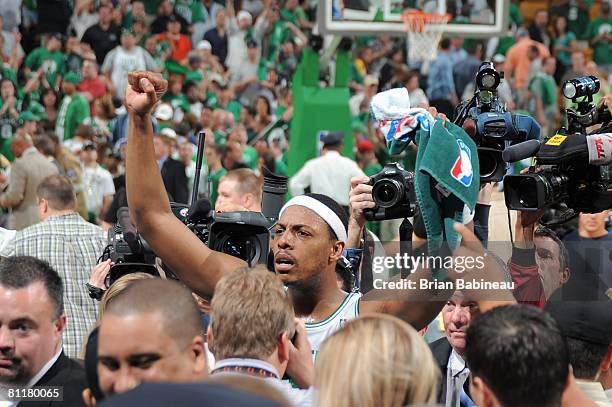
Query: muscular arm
[[125, 72, 245, 299], [358, 222, 515, 329]]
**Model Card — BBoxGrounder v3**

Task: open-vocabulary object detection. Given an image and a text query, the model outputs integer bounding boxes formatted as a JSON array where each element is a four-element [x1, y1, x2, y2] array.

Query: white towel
[[370, 88, 434, 146]]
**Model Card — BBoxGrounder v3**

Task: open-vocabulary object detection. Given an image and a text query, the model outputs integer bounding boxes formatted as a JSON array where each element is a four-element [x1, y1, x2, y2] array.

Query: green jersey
[[56, 94, 90, 141], [25, 47, 66, 87], [586, 17, 612, 65]]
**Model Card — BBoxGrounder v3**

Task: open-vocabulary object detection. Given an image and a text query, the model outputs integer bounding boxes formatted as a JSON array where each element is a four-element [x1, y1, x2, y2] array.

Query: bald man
[[0, 131, 59, 229], [96, 279, 208, 401]]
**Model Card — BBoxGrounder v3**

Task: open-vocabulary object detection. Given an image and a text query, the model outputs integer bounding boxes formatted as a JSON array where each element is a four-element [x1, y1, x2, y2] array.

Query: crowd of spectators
[[0, 0, 610, 406]]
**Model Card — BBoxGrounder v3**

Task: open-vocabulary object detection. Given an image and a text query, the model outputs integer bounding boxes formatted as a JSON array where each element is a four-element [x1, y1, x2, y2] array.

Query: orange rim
[[401, 10, 451, 32]]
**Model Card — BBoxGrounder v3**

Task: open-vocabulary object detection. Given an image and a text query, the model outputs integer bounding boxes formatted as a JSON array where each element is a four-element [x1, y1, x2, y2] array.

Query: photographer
[[509, 210, 570, 308], [124, 71, 514, 355]]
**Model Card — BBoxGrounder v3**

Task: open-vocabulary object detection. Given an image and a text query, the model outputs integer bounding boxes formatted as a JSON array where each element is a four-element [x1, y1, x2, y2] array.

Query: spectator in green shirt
[[204, 142, 227, 209], [0, 79, 21, 157], [24, 32, 66, 90], [55, 72, 90, 141], [586, 1, 612, 71], [551, 15, 577, 79]]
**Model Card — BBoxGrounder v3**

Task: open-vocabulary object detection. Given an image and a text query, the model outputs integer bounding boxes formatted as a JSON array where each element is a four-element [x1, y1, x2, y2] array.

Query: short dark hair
[[534, 226, 569, 273], [465, 305, 569, 407], [0, 256, 64, 319], [565, 337, 609, 379], [37, 175, 77, 210], [439, 38, 451, 50]]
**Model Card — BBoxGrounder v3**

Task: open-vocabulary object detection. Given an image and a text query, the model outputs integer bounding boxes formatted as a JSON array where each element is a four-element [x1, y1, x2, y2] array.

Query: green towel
[[414, 119, 480, 279]]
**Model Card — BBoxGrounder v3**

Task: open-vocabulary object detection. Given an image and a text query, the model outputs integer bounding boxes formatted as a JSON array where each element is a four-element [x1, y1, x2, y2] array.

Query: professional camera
[[454, 62, 540, 182], [503, 76, 611, 220], [364, 162, 417, 221], [171, 167, 288, 267], [99, 207, 159, 287]]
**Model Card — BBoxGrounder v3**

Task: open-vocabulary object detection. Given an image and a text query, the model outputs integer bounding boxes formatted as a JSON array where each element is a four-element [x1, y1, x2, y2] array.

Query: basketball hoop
[[401, 10, 451, 64]]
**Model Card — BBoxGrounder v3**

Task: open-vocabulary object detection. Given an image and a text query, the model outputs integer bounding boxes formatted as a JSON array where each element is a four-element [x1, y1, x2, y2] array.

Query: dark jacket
[[20, 353, 87, 407], [429, 338, 472, 407], [162, 157, 189, 204]]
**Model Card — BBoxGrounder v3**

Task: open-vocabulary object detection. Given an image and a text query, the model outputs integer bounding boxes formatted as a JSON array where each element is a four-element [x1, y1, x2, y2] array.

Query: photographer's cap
[[279, 194, 348, 243], [322, 131, 344, 147]]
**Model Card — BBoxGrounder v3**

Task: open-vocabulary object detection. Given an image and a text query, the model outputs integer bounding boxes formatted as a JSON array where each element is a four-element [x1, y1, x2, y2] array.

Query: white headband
[[279, 195, 348, 243]]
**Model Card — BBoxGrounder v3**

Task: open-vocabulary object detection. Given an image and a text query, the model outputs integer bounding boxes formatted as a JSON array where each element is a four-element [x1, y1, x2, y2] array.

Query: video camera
[[453, 62, 540, 182], [99, 207, 160, 287], [364, 162, 417, 221], [503, 76, 612, 221]]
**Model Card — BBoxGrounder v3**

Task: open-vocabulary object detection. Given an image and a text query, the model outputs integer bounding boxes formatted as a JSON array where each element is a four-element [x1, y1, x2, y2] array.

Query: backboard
[[318, 0, 509, 38]]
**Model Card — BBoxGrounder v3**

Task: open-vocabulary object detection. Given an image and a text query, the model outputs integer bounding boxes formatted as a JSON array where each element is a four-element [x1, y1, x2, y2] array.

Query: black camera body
[[364, 163, 417, 221], [174, 203, 271, 268], [100, 207, 159, 287], [503, 76, 611, 218], [454, 62, 540, 182]]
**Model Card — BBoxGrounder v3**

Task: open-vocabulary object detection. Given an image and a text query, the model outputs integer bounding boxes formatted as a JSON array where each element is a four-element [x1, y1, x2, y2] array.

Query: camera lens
[[479, 151, 498, 179], [216, 233, 260, 265], [372, 179, 403, 208], [518, 178, 539, 208], [480, 74, 497, 90]]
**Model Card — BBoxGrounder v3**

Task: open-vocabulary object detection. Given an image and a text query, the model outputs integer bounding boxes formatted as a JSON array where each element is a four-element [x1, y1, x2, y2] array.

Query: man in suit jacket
[[429, 291, 479, 407], [0, 133, 59, 230], [0, 256, 87, 407], [153, 133, 188, 204]]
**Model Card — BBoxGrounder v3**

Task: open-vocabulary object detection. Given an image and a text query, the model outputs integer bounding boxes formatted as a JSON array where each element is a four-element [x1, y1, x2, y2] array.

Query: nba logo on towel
[[451, 139, 473, 187]]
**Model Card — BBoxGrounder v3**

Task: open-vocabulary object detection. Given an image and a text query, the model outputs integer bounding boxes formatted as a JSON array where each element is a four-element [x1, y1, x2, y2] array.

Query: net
[[401, 10, 451, 63]]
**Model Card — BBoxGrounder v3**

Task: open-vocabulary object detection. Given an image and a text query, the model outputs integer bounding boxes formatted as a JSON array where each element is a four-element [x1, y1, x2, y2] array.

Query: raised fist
[[125, 71, 168, 116]]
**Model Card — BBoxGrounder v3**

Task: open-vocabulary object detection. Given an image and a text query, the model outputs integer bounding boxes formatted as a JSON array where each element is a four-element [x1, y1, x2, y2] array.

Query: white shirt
[[212, 358, 313, 407], [0, 349, 62, 407], [289, 151, 365, 206], [101, 46, 157, 98], [446, 349, 470, 407], [55, 96, 72, 142], [82, 164, 115, 216], [576, 381, 612, 407]]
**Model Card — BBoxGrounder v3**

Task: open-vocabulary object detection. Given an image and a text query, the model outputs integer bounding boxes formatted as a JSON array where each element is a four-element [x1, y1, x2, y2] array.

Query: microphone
[[502, 140, 541, 163], [586, 133, 612, 165], [187, 198, 212, 223]]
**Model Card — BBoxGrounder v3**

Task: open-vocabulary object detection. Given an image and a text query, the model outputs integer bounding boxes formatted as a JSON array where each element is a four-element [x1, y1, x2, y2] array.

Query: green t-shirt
[[208, 167, 227, 209], [175, 0, 197, 24], [143, 0, 164, 15], [567, 0, 593, 40], [163, 93, 191, 114], [242, 145, 258, 170], [509, 2, 524, 26], [56, 94, 90, 141], [530, 73, 557, 109], [220, 100, 242, 123], [553, 32, 576, 67], [0, 98, 22, 143], [25, 47, 66, 87], [586, 17, 612, 65], [280, 8, 299, 25], [274, 156, 288, 176]]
